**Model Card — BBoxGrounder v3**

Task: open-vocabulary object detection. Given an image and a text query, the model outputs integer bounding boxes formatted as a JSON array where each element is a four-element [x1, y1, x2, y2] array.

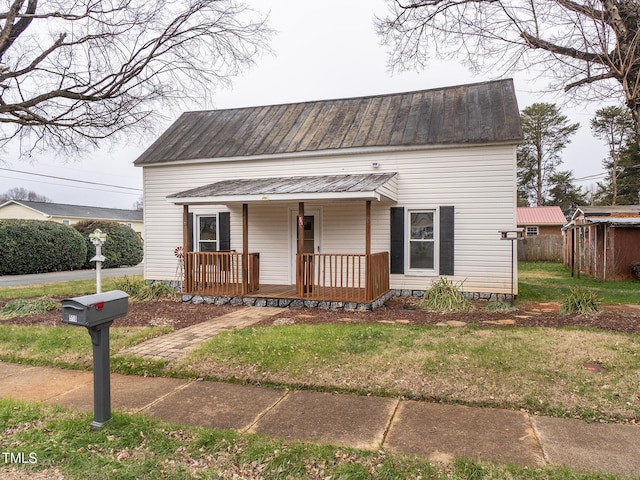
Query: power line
[[0, 174, 142, 197], [0, 167, 142, 192]]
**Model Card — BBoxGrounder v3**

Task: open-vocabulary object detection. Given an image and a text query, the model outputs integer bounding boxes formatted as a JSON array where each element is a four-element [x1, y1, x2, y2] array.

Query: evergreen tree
[[597, 141, 640, 205], [591, 106, 635, 205], [517, 103, 579, 206], [546, 171, 586, 217]]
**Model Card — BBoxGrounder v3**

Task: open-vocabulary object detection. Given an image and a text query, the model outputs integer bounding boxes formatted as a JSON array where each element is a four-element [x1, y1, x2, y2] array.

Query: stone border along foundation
[[179, 289, 514, 311]]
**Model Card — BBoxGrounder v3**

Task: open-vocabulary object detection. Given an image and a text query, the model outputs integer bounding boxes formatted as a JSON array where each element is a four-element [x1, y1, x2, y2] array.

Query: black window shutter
[[219, 212, 231, 251], [390, 207, 404, 274], [439, 206, 455, 276]]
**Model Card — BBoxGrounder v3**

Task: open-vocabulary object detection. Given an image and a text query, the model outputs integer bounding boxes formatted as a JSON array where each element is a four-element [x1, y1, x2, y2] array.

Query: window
[[197, 216, 217, 252], [526, 226, 539, 236], [409, 211, 435, 270], [62, 219, 71, 226]]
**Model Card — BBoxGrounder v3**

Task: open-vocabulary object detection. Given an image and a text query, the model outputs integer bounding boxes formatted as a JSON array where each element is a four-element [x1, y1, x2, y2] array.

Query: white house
[[0, 200, 144, 241], [134, 79, 523, 308]]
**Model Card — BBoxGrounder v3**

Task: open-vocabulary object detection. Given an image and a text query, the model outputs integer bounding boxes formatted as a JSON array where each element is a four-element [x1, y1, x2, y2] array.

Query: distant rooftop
[[517, 206, 567, 225], [2, 200, 143, 222]]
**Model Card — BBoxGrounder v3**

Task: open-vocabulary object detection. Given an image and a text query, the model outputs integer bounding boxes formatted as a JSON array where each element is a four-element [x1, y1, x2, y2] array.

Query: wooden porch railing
[[184, 251, 260, 296], [297, 252, 390, 302]]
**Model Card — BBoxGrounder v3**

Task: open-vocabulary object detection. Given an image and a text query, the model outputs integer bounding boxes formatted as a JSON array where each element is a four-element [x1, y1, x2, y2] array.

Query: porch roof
[[167, 172, 398, 204]]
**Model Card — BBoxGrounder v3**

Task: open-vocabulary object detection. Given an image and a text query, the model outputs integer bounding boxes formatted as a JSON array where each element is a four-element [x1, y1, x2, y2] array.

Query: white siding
[[141, 144, 517, 294]]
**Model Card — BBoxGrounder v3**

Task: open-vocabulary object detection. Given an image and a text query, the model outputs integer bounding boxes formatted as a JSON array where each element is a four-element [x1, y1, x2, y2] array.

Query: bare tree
[[132, 195, 143, 211], [0, 0, 271, 155], [377, 1, 640, 142], [0, 186, 50, 202]]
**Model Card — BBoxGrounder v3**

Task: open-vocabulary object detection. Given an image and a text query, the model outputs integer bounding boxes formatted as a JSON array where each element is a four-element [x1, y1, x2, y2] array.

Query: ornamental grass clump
[[113, 277, 176, 301], [420, 277, 471, 313], [560, 286, 600, 315], [0, 297, 60, 319]]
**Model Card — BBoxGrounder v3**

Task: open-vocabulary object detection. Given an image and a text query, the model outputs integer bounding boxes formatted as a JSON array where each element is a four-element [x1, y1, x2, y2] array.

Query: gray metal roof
[[577, 206, 640, 216], [585, 217, 640, 226], [168, 172, 398, 204], [135, 79, 522, 166], [4, 200, 143, 222]]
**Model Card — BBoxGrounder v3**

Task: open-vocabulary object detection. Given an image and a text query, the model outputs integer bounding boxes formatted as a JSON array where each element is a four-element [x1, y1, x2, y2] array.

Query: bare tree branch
[[377, 0, 640, 145], [0, 0, 271, 156]]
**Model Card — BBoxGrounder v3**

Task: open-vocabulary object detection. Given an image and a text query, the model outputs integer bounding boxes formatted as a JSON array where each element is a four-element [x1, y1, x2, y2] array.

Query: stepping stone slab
[[146, 381, 285, 431], [533, 416, 640, 478], [0, 366, 92, 402], [46, 374, 190, 413], [385, 401, 543, 467], [251, 390, 398, 450]]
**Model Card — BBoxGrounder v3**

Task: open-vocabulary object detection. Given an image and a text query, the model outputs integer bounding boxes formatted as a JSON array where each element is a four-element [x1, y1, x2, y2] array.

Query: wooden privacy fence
[[184, 251, 260, 296], [297, 252, 390, 302], [518, 236, 564, 262]]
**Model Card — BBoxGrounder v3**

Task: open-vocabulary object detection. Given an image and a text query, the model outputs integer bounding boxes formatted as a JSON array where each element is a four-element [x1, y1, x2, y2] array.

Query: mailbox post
[[499, 229, 524, 306], [61, 290, 129, 428], [89, 229, 107, 294]]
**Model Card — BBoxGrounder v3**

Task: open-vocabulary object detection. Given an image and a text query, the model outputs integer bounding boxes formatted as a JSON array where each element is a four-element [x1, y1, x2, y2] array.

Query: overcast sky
[[0, 0, 611, 209]]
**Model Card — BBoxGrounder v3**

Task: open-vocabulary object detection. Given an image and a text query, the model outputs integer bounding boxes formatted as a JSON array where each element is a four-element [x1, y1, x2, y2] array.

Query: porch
[[183, 250, 390, 303], [172, 172, 398, 305]]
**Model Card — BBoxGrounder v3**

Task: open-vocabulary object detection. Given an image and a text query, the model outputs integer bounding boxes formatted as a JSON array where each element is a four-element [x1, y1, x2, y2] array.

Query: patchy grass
[[0, 399, 628, 480], [0, 325, 171, 369], [0, 275, 143, 300], [3, 320, 640, 423], [518, 262, 640, 304], [177, 324, 640, 423]]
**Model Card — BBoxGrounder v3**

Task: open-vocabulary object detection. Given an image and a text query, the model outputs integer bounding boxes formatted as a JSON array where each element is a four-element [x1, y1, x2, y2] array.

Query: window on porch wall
[[197, 216, 217, 252]]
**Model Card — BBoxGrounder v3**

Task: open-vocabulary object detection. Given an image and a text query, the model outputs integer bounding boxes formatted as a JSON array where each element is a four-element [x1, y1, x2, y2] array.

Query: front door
[[289, 209, 320, 283]]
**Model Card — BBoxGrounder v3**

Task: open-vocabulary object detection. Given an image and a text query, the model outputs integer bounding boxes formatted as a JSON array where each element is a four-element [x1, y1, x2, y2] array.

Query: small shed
[[564, 206, 640, 280]]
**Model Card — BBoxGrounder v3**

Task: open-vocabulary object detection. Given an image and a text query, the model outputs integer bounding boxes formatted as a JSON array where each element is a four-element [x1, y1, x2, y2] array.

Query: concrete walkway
[[123, 307, 281, 360], [1, 361, 639, 477]]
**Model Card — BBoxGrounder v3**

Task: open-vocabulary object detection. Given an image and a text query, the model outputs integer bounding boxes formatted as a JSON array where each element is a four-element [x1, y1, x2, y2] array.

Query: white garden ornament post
[[89, 229, 107, 294]]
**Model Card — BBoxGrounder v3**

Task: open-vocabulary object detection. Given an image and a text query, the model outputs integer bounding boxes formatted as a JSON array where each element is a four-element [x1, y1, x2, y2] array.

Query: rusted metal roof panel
[[135, 79, 522, 166], [168, 172, 398, 203]]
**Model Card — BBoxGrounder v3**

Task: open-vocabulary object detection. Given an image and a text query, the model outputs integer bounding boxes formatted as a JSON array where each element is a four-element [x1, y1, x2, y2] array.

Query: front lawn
[[176, 322, 640, 423], [518, 262, 640, 304]]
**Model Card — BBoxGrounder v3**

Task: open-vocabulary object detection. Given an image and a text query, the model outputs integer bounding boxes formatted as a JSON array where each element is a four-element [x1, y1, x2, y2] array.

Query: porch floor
[[184, 284, 376, 304], [244, 284, 298, 298]]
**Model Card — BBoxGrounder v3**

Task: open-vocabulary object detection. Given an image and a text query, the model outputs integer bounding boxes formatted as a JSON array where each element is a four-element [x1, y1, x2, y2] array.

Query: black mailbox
[[61, 289, 129, 428], [62, 290, 129, 328]]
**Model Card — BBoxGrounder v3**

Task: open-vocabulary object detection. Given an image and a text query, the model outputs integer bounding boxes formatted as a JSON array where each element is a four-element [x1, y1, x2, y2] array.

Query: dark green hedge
[[0, 220, 87, 275], [74, 220, 143, 269]]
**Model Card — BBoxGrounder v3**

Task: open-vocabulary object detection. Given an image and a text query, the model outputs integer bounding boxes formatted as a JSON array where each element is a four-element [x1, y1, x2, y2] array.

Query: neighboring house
[[516, 206, 566, 237], [0, 200, 144, 241], [134, 79, 523, 307], [516, 206, 567, 262], [564, 205, 640, 280]]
